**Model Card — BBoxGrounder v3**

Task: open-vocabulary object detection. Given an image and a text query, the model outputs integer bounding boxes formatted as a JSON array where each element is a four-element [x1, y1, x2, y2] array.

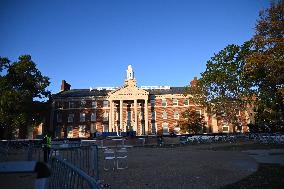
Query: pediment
[[108, 85, 149, 100]]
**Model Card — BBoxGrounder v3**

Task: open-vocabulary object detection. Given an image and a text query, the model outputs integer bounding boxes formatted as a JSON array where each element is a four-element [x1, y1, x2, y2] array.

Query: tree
[[0, 55, 50, 139], [244, 0, 284, 132], [178, 107, 205, 134], [188, 42, 253, 127]]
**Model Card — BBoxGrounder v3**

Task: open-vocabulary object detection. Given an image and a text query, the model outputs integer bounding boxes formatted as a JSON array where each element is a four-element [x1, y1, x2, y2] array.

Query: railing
[[50, 144, 99, 180], [49, 156, 100, 189]]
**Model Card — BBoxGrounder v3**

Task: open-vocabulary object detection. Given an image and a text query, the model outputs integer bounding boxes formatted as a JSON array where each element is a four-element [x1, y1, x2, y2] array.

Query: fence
[[49, 156, 99, 189], [0, 139, 101, 189], [50, 145, 99, 180]]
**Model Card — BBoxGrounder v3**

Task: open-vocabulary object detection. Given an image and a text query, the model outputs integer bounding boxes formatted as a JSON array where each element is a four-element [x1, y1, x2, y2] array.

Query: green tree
[[178, 108, 205, 134], [0, 55, 50, 139], [188, 42, 253, 127], [244, 0, 284, 132]]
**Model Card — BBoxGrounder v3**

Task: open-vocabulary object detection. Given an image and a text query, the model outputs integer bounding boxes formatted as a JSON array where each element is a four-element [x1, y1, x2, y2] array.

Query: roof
[[53, 89, 111, 98], [53, 87, 186, 98], [146, 87, 186, 95]]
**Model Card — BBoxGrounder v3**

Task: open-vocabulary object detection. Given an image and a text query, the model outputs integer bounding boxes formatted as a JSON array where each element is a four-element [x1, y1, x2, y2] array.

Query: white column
[[145, 99, 148, 135], [120, 100, 123, 132], [134, 99, 138, 134]]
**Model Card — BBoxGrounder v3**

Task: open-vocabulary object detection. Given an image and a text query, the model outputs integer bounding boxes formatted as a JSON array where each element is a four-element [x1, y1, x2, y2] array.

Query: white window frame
[[103, 124, 109, 132], [92, 101, 97, 109], [222, 125, 229, 133], [67, 126, 73, 138], [80, 113, 85, 122], [162, 111, 167, 119], [196, 110, 202, 118], [68, 114, 74, 123], [91, 112, 96, 122], [173, 98, 178, 106], [184, 99, 189, 106], [69, 101, 75, 109], [103, 112, 109, 121], [162, 99, 167, 107], [174, 111, 179, 119], [90, 123, 96, 133], [162, 123, 169, 134], [79, 125, 86, 137], [103, 100, 109, 108], [80, 100, 86, 108]]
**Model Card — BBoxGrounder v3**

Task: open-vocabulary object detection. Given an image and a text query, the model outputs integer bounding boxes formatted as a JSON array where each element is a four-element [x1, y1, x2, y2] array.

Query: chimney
[[61, 80, 71, 91], [190, 77, 198, 87]]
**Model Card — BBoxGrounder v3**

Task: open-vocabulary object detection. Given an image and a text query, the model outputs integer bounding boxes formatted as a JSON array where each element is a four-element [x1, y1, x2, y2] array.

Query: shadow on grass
[[220, 163, 284, 189]]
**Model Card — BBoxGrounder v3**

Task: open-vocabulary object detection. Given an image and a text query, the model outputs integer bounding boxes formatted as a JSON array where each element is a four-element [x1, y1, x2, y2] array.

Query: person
[[42, 134, 51, 162], [157, 135, 164, 147]]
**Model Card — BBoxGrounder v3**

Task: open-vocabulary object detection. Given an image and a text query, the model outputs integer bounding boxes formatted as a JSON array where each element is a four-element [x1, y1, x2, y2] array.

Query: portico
[[108, 65, 149, 135]]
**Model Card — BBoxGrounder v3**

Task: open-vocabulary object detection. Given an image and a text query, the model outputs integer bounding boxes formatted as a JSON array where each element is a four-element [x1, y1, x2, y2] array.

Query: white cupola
[[126, 65, 134, 80]]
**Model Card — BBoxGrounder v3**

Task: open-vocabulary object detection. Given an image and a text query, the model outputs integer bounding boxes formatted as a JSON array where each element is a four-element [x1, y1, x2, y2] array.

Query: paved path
[[244, 149, 284, 165], [100, 145, 258, 189]]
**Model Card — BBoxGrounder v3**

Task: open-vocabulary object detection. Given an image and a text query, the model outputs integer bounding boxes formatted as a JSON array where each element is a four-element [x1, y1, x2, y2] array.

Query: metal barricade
[[49, 156, 100, 189], [50, 145, 99, 180]]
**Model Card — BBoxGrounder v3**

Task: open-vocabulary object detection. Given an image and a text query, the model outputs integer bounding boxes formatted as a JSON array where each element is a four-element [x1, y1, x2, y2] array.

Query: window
[[79, 125, 86, 137], [152, 112, 156, 120], [91, 112, 96, 122], [184, 99, 189, 106], [68, 114, 74, 123], [69, 102, 75, 109], [162, 123, 169, 134], [162, 99, 167, 107], [222, 126, 229, 133], [196, 110, 201, 118], [80, 100, 86, 108], [92, 101, 97, 108], [103, 124, 109, 132], [103, 112, 109, 121], [174, 124, 180, 134], [174, 112, 179, 119], [80, 113, 85, 122], [173, 98, 178, 106], [67, 126, 73, 138], [91, 123, 96, 133], [162, 111, 167, 119], [57, 113, 62, 123], [56, 101, 63, 109], [150, 99, 155, 106], [103, 100, 109, 108]]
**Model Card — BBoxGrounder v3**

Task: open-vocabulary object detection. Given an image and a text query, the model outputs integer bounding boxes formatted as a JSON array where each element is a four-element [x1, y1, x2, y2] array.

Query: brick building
[[51, 65, 251, 138]]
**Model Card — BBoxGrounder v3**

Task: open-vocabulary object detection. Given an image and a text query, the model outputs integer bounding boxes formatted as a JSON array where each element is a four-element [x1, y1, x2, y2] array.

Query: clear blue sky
[[0, 0, 270, 94]]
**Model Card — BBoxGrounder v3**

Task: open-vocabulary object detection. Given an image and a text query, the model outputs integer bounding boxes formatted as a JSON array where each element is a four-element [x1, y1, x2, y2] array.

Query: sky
[[0, 0, 270, 94]]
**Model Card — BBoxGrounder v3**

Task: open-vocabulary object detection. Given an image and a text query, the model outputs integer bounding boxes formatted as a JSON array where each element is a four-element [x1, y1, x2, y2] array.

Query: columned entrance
[[108, 99, 149, 135], [107, 65, 149, 135]]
